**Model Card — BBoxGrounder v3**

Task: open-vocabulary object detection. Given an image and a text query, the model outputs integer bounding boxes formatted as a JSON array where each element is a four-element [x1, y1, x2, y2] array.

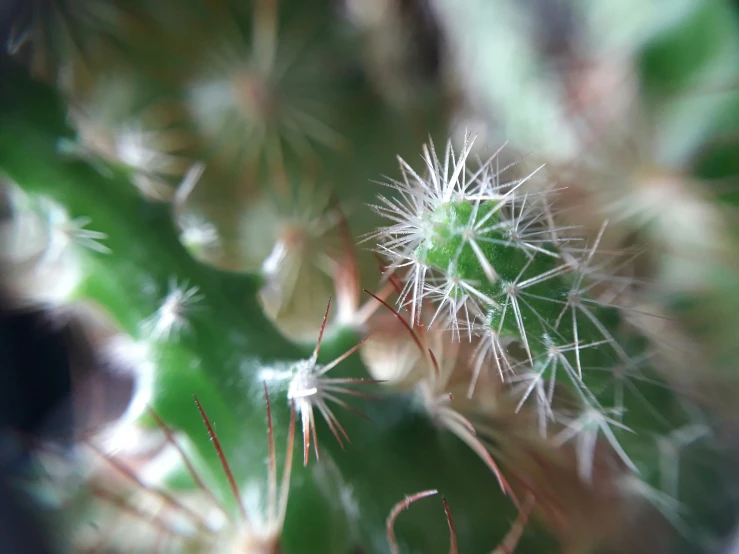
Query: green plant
[[2, 1, 739, 553]]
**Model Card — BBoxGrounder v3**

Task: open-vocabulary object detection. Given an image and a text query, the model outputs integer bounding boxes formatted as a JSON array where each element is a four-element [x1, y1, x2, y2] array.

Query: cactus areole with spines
[[372, 134, 680, 487]]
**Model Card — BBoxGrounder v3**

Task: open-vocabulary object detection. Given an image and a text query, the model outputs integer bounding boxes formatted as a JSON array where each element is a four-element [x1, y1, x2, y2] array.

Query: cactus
[[0, 61, 541, 553], [2, 1, 739, 553], [372, 131, 685, 467]]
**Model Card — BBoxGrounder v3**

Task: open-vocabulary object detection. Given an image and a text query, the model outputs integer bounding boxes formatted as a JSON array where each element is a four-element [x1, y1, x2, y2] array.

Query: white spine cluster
[[369, 133, 668, 490], [143, 278, 204, 342], [369, 134, 551, 332]]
